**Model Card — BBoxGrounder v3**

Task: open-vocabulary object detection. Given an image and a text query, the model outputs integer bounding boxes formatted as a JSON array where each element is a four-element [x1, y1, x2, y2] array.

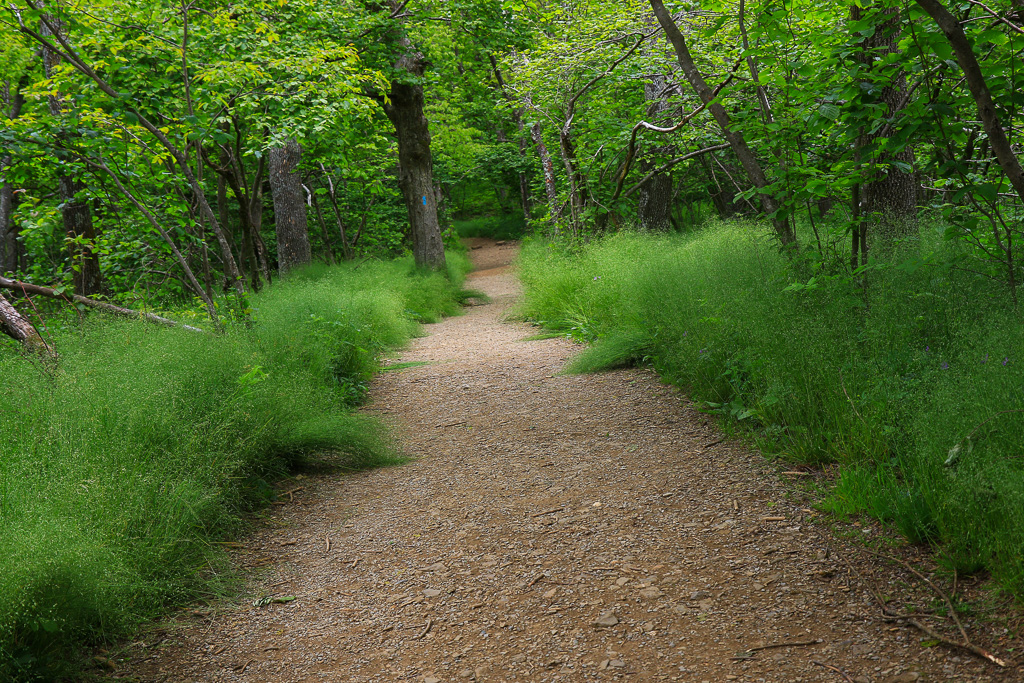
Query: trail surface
[[125, 241, 1010, 682]]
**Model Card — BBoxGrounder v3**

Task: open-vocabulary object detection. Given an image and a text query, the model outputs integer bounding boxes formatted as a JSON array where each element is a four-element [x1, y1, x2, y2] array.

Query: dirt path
[[123, 240, 1013, 683]]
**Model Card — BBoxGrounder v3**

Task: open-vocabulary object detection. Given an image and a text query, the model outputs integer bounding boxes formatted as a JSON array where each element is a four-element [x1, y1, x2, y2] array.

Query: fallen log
[[0, 276, 204, 332], [0, 292, 55, 356]]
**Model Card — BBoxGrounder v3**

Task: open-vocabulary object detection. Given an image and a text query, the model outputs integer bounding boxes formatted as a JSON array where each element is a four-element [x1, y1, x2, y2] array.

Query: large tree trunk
[[382, 72, 446, 269], [268, 138, 312, 275], [40, 13, 101, 295], [648, 0, 795, 247], [851, 4, 918, 239], [377, 1, 446, 270]]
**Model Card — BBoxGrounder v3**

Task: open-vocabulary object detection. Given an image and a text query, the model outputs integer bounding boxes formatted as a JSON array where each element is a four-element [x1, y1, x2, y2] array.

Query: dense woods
[[3, 0, 1024, 304], [3, 0, 1024, 677]]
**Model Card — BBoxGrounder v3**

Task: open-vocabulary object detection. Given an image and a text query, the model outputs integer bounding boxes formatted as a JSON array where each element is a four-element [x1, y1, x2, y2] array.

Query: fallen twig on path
[[531, 506, 565, 518], [811, 659, 855, 682], [839, 550, 1010, 668], [748, 638, 821, 652], [414, 619, 433, 640], [732, 639, 821, 659]]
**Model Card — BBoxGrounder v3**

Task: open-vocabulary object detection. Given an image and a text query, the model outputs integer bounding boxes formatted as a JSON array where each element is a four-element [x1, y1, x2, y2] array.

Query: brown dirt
[[118, 240, 1020, 683]]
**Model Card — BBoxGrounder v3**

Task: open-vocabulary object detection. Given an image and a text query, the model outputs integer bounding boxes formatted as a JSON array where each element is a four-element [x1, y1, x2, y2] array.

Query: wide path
[[125, 241, 1008, 682]]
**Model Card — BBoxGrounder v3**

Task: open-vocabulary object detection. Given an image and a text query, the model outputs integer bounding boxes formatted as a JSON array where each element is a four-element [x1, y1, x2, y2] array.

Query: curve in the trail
[[123, 240, 998, 683]]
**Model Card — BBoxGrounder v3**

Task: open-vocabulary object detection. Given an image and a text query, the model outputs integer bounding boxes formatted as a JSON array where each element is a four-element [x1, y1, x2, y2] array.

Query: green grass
[[518, 222, 1024, 597], [0, 253, 471, 680]]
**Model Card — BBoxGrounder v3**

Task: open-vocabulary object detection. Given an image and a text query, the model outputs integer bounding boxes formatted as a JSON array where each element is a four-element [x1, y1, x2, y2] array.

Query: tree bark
[[648, 0, 796, 246], [375, 1, 446, 270], [914, 0, 1024, 206], [382, 71, 446, 269], [40, 12, 101, 295], [268, 138, 312, 275]]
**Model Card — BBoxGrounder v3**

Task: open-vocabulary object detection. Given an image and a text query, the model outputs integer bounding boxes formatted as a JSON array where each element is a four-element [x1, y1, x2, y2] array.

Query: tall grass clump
[[519, 223, 1024, 596], [0, 254, 470, 680]]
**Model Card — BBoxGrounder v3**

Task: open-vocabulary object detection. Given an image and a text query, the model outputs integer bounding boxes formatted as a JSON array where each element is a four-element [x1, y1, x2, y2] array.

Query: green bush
[[0, 254, 470, 680], [453, 214, 526, 240], [519, 223, 1024, 596]]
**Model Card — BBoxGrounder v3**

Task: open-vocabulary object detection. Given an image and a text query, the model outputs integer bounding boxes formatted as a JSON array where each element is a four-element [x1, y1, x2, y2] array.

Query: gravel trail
[[122, 240, 1016, 683]]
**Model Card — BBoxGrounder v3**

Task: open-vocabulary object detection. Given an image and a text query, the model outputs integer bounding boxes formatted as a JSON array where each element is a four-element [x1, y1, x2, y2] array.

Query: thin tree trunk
[[648, 0, 795, 246], [320, 166, 354, 260], [851, 4, 918, 234], [1, 78, 27, 274], [914, 0, 1024, 205], [40, 12, 101, 295], [268, 138, 312, 275], [489, 55, 532, 224], [309, 181, 336, 266], [82, 156, 221, 328], [531, 122, 561, 233], [15, 7, 247, 295], [0, 275, 203, 331]]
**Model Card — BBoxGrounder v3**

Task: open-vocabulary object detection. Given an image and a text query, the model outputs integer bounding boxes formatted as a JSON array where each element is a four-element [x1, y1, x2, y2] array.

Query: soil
[[117, 239, 1021, 683]]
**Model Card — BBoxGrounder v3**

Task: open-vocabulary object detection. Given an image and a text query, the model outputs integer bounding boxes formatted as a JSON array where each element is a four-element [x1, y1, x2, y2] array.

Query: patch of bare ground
[[116, 240, 1021, 683]]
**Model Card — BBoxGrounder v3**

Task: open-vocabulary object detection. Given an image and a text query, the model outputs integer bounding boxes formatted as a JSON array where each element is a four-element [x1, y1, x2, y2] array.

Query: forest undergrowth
[[518, 222, 1024, 600], [0, 253, 471, 680]]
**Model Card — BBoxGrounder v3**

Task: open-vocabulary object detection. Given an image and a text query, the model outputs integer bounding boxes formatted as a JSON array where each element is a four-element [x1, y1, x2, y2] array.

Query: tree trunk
[[488, 55, 532, 224], [557, 128, 586, 235], [382, 77, 446, 269], [40, 13, 101, 295], [0, 275, 202, 331], [2, 78, 27, 274], [309, 181, 336, 266], [530, 122, 561, 233], [268, 138, 312, 275], [638, 74, 674, 231], [375, 3, 446, 270], [851, 4, 918, 235], [648, 0, 795, 246]]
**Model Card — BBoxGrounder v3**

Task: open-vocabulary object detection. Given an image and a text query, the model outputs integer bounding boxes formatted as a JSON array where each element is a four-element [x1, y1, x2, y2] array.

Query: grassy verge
[[518, 224, 1024, 597], [0, 253, 471, 680]]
